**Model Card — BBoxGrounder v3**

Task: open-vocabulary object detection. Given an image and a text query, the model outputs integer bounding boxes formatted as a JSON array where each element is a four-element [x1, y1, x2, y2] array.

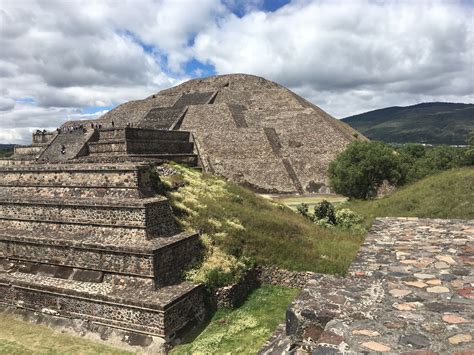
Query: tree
[[466, 130, 474, 165], [328, 141, 402, 199]]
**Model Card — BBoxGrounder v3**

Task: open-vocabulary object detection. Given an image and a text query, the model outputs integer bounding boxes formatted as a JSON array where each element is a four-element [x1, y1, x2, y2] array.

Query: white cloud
[[0, 0, 201, 142], [0, 0, 472, 143], [193, 0, 474, 117]]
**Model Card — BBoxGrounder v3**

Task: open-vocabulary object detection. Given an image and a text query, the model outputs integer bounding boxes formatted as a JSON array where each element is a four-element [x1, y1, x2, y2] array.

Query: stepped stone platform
[[0, 134, 206, 351], [260, 218, 473, 354]]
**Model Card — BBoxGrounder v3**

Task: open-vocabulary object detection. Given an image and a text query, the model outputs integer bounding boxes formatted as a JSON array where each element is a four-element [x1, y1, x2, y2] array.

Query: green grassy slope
[[160, 164, 363, 276], [172, 285, 298, 355], [345, 167, 474, 225], [342, 102, 474, 145]]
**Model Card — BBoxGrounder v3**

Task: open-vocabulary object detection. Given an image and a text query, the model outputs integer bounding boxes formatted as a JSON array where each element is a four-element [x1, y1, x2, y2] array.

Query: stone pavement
[[260, 217, 473, 354]]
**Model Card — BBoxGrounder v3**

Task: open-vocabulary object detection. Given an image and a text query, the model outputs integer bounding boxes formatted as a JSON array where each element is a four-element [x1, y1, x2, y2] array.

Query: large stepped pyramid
[[0, 131, 205, 348]]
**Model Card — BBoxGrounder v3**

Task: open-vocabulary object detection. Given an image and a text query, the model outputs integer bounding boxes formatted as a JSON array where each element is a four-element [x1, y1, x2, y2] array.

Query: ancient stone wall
[[211, 268, 261, 309], [153, 233, 201, 287], [1, 219, 151, 239], [33, 132, 55, 144], [0, 163, 157, 198], [258, 266, 316, 289], [0, 200, 179, 239], [0, 278, 205, 337], [1, 241, 154, 278], [0, 158, 205, 344], [13, 146, 44, 156]]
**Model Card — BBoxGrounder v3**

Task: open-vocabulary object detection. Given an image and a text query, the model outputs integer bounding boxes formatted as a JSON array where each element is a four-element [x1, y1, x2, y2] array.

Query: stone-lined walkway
[[260, 217, 473, 354]]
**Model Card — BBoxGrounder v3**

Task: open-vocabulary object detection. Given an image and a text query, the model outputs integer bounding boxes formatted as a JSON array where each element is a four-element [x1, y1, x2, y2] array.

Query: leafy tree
[[328, 141, 403, 199], [397, 144, 472, 184], [466, 130, 474, 165], [468, 129, 474, 146]]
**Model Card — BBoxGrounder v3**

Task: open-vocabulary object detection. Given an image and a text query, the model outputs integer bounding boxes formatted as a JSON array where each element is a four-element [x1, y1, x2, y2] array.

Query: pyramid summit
[[78, 73, 362, 193]]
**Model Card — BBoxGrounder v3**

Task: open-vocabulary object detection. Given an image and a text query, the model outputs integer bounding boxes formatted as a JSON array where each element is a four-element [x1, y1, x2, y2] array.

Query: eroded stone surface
[[260, 218, 474, 354]]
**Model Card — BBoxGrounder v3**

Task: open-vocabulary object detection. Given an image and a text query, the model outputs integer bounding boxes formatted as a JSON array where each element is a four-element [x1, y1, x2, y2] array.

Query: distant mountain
[[342, 102, 474, 145], [0, 144, 15, 150]]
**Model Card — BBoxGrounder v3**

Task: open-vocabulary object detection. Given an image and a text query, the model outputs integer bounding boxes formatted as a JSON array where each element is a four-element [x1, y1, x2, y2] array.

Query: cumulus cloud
[[0, 0, 472, 143], [0, 0, 197, 142], [193, 0, 474, 116]]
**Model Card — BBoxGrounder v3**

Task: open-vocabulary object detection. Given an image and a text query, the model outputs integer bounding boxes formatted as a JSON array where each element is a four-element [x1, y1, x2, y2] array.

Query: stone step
[[0, 163, 158, 198], [88, 140, 194, 155], [0, 159, 36, 167], [0, 231, 200, 287], [138, 107, 184, 130], [0, 196, 180, 238], [98, 128, 191, 142], [77, 153, 199, 166], [0, 270, 205, 338], [38, 130, 97, 162]]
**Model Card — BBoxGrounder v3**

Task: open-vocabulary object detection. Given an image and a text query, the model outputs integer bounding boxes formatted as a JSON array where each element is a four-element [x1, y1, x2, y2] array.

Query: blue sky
[[0, 0, 472, 143]]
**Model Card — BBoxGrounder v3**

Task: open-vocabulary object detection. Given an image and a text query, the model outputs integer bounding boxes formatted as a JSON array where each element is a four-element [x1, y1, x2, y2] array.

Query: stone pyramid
[[72, 74, 363, 193]]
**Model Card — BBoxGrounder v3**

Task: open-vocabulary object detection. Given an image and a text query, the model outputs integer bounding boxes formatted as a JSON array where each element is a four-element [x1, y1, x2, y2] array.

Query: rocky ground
[[260, 217, 473, 354]]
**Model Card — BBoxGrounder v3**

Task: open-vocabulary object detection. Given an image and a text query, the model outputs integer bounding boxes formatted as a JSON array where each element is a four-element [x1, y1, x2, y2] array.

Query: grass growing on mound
[[159, 164, 363, 287], [172, 285, 298, 355], [345, 167, 474, 226], [0, 313, 129, 354]]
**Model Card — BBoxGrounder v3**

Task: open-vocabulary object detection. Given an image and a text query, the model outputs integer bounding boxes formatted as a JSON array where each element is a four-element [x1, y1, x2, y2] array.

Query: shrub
[[313, 200, 336, 225], [314, 217, 335, 229], [396, 143, 473, 184], [335, 208, 363, 229], [328, 141, 403, 199], [296, 203, 310, 218]]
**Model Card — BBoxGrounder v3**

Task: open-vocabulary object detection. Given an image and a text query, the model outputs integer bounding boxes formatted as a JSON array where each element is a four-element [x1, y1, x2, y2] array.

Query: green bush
[[308, 201, 364, 233], [397, 144, 472, 184], [335, 208, 363, 229], [314, 217, 335, 229], [313, 200, 336, 225], [296, 202, 310, 218], [329, 141, 403, 199]]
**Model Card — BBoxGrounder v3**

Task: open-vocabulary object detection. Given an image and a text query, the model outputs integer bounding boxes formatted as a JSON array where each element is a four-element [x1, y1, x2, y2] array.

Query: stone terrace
[[260, 217, 473, 354], [0, 159, 205, 348]]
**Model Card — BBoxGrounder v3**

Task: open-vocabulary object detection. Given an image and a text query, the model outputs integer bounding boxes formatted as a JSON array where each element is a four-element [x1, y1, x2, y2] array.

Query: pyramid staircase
[[0, 162, 205, 341]]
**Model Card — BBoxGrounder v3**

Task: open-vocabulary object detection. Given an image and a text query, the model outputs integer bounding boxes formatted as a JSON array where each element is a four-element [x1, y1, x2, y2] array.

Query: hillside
[[158, 164, 363, 284], [342, 102, 474, 145], [345, 167, 474, 224], [0, 145, 14, 158]]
